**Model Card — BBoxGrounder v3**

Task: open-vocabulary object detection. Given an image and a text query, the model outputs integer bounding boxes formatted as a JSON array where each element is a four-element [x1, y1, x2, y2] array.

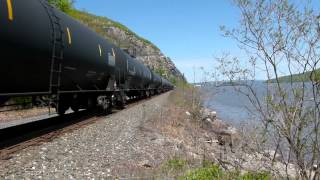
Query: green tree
[[48, 0, 73, 13]]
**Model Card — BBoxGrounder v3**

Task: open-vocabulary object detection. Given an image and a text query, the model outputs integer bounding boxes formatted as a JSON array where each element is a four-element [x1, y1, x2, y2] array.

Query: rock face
[[70, 11, 186, 83]]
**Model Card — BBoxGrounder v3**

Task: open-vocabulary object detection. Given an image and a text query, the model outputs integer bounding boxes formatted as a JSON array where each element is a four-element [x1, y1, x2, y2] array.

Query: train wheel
[[97, 96, 112, 114], [106, 99, 112, 114], [71, 104, 79, 113], [115, 92, 126, 109], [140, 91, 145, 99], [56, 95, 71, 115], [87, 96, 97, 111], [56, 104, 68, 115], [71, 94, 80, 113], [145, 90, 150, 98]]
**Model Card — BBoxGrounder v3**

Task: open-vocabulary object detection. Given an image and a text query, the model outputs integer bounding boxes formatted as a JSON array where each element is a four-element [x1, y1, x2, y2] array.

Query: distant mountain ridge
[[268, 69, 320, 83]]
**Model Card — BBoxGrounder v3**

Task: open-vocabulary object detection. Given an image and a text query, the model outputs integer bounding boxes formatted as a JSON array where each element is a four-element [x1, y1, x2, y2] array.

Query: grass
[[180, 165, 271, 180], [166, 158, 188, 170], [239, 171, 271, 180], [170, 86, 194, 108], [160, 157, 272, 180], [180, 165, 224, 180]]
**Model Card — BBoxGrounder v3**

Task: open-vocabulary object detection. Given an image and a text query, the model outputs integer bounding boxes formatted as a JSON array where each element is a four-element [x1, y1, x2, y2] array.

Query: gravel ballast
[[0, 92, 175, 179]]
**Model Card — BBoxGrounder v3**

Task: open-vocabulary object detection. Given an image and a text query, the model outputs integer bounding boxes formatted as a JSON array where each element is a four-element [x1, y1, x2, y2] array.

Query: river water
[[200, 81, 316, 127]]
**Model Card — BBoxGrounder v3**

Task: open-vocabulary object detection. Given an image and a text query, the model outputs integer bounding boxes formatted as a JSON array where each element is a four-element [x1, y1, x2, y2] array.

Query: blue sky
[[74, 0, 319, 82], [74, 0, 241, 82]]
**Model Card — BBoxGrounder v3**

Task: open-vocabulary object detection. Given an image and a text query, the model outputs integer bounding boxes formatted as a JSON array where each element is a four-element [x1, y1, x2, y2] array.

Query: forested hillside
[[268, 69, 320, 83]]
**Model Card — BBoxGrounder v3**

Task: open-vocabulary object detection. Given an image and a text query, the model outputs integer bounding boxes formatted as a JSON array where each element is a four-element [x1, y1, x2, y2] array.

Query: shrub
[[12, 97, 32, 105], [166, 158, 187, 171], [180, 165, 271, 180], [238, 171, 271, 180], [48, 0, 73, 13], [181, 165, 223, 180]]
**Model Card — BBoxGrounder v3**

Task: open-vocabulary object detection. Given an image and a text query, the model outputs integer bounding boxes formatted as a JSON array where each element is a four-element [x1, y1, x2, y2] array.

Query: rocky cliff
[[69, 10, 186, 84]]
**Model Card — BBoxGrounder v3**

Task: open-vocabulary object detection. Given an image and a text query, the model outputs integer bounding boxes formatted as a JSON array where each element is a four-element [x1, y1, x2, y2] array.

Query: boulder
[[201, 108, 217, 121], [215, 126, 240, 150]]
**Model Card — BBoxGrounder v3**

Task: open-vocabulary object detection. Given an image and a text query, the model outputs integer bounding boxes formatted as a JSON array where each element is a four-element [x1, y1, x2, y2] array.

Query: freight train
[[0, 0, 174, 115]]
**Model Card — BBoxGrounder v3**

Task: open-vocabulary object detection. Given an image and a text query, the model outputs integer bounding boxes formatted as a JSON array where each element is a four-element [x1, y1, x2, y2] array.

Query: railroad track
[[0, 95, 161, 160]]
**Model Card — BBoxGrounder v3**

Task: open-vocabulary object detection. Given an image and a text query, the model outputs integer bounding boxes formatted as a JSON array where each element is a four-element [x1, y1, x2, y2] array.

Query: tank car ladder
[[41, 1, 65, 113]]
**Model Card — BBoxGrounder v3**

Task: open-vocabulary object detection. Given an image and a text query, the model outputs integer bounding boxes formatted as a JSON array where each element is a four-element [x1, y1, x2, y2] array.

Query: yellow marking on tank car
[[98, 44, 102, 56], [66, 27, 72, 45], [6, 0, 13, 21]]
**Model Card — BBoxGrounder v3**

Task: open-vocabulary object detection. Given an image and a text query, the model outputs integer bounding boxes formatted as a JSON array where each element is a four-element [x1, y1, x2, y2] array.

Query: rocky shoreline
[[197, 107, 301, 179]]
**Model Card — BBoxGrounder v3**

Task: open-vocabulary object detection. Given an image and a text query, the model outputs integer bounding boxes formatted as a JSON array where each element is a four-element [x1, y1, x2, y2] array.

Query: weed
[[180, 165, 271, 180], [238, 171, 271, 180], [180, 165, 223, 180], [166, 158, 187, 171]]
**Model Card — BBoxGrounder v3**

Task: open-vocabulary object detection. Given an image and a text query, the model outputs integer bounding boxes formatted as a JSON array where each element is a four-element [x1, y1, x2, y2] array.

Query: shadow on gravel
[[0, 110, 97, 151]]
